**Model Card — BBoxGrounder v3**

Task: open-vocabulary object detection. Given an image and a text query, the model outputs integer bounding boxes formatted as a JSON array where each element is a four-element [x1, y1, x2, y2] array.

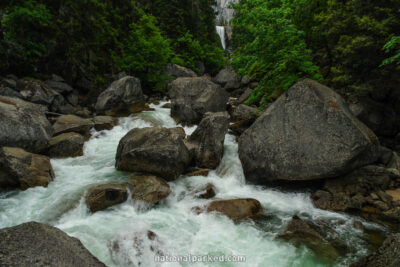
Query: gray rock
[[53, 115, 94, 137], [67, 90, 80, 106], [166, 63, 197, 79], [47, 132, 85, 158], [0, 222, 106, 266], [0, 147, 55, 190], [128, 175, 171, 204], [19, 80, 59, 106], [351, 233, 400, 267], [186, 112, 229, 169], [115, 127, 191, 180], [231, 104, 257, 122], [1, 78, 17, 88], [95, 76, 144, 116], [0, 96, 53, 153], [205, 198, 263, 221], [50, 74, 65, 82], [213, 67, 239, 87], [169, 77, 229, 124], [241, 75, 252, 86], [0, 87, 22, 98], [44, 80, 74, 95], [235, 88, 252, 105], [86, 184, 128, 212], [239, 79, 380, 183]]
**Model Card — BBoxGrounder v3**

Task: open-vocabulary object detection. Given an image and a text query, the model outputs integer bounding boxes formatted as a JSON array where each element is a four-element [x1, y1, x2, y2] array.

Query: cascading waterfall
[[216, 26, 226, 50], [0, 102, 386, 266]]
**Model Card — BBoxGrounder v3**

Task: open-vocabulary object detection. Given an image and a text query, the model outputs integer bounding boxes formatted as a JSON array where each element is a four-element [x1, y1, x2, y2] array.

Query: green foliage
[[381, 36, 400, 67], [232, 0, 321, 107], [114, 13, 172, 91]]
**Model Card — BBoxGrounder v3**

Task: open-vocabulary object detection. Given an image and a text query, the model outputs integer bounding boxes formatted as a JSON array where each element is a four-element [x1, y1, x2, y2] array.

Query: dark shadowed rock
[[93, 116, 118, 131], [44, 80, 74, 95], [169, 77, 229, 124], [185, 168, 210, 177], [239, 79, 380, 183], [0, 147, 55, 190], [231, 104, 257, 122], [115, 127, 191, 180], [166, 63, 197, 79], [186, 112, 230, 169], [0, 96, 53, 153], [206, 198, 263, 221], [47, 132, 85, 158], [129, 175, 171, 204], [95, 76, 144, 116], [192, 183, 216, 199], [0, 222, 106, 266], [0, 86, 22, 98], [86, 184, 128, 212], [53, 114, 94, 137], [235, 88, 252, 105], [351, 233, 400, 267]]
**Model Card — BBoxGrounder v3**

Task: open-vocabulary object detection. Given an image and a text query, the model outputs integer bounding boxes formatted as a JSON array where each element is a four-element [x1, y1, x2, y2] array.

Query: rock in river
[[239, 79, 380, 183], [129, 175, 171, 204], [86, 184, 128, 213]]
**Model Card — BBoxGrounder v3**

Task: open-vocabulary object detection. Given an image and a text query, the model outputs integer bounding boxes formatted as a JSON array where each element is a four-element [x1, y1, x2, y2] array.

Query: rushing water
[[216, 26, 226, 50], [0, 102, 386, 266]]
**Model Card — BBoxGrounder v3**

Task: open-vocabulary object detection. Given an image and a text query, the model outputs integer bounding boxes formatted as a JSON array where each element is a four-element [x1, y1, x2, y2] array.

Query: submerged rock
[[95, 76, 144, 116], [129, 175, 171, 204], [93, 116, 118, 131], [53, 114, 94, 138], [0, 222, 106, 266], [351, 233, 400, 267], [0, 96, 53, 153], [192, 183, 216, 199], [278, 216, 341, 260], [169, 77, 229, 124], [0, 147, 55, 190], [239, 79, 380, 183], [47, 132, 85, 158], [186, 112, 230, 169], [205, 198, 263, 221], [115, 127, 191, 180], [86, 184, 128, 213]]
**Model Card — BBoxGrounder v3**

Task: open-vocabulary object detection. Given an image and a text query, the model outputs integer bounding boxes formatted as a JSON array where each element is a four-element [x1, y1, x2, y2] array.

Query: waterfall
[[216, 26, 226, 50]]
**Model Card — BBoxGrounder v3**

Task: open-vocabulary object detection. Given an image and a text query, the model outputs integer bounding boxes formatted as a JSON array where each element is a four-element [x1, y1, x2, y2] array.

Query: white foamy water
[[0, 102, 385, 266]]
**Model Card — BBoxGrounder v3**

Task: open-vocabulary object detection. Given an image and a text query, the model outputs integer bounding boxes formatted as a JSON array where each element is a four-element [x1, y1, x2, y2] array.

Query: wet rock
[[206, 198, 263, 221], [165, 63, 197, 79], [47, 132, 85, 158], [0, 222, 106, 266], [351, 233, 400, 267], [115, 127, 191, 180], [192, 183, 216, 199], [0, 147, 55, 190], [95, 76, 145, 116], [169, 77, 229, 124], [86, 184, 128, 212], [128, 175, 171, 204], [186, 112, 230, 169], [93, 116, 118, 131], [53, 115, 94, 137], [161, 103, 171, 109], [278, 216, 340, 260], [239, 79, 380, 183], [184, 168, 210, 177], [229, 119, 255, 136], [0, 96, 53, 153]]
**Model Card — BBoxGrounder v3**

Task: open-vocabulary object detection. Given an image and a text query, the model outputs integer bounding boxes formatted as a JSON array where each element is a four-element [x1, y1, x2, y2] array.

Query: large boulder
[[351, 233, 400, 267], [238, 79, 380, 183], [0, 222, 106, 266], [213, 67, 240, 91], [95, 76, 145, 116], [165, 63, 197, 79], [0, 86, 22, 98], [128, 175, 171, 204], [169, 77, 229, 124], [53, 115, 94, 138], [205, 198, 263, 221], [86, 184, 128, 212], [0, 147, 55, 190], [0, 96, 53, 153], [47, 132, 85, 158], [44, 80, 74, 95], [186, 112, 230, 169], [115, 127, 191, 180]]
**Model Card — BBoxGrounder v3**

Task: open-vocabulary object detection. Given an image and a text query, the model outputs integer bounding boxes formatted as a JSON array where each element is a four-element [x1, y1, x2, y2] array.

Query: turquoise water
[[0, 102, 383, 266]]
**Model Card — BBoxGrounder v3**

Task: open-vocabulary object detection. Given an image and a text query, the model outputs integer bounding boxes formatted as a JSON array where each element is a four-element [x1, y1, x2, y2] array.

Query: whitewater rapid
[[0, 102, 384, 266]]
